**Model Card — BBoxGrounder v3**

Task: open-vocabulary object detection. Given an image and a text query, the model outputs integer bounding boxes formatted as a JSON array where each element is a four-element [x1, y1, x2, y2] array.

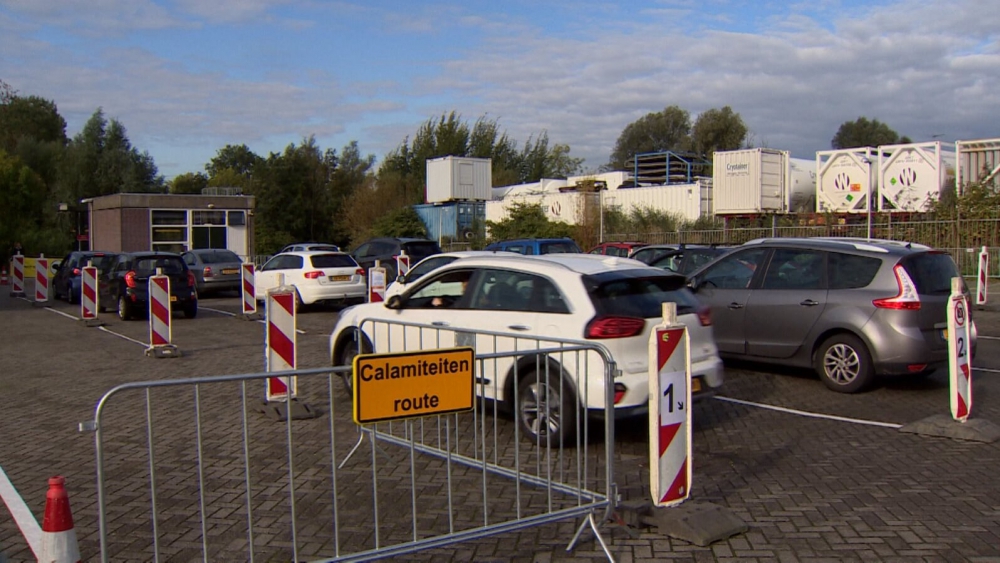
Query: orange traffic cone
[[40, 476, 81, 563]]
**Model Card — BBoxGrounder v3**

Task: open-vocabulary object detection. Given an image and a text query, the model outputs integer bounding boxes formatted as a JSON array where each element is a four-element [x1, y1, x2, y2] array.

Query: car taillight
[[124, 270, 137, 288], [187, 271, 196, 288], [304, 270, 324, 279], [203, 266, 213, 278], [697, 305, 712, 327], [72, 268, 81, 276], [355, 268, 365, 277], [872, 264, 921, 310], [613, 383, 627, 405], [585, 316, 645, 339]]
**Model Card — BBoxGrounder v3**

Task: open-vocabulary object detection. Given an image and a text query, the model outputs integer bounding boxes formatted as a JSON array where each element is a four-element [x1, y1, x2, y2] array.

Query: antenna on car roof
[[905, 242, 912, 249]]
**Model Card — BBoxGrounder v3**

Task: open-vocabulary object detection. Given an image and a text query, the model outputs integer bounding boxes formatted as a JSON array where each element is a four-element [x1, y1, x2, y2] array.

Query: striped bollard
[[240, 262, 261, 320], [368, 260, 386, 303], [396, 251, 410, 280], [947, 277, 972, 422], [262, 276, 315, 420], [976, 246, 989, 306], [648, 302, 691, 507], [34, 255, 50, 305], [80, 262, 103, 327], [11, 254, 25, 297], [146, 270, 180, 358]]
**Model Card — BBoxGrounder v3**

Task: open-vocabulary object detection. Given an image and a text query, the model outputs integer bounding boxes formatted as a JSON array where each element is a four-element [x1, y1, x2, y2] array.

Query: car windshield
[[134, 257, 185, 275], [586, 272, 699, 318], [310, 254, 357, 268], [901, 252, 961, 295], [199, 250, 241, 264]]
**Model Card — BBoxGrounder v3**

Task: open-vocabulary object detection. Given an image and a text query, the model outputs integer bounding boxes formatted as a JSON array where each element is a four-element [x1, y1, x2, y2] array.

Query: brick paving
[[1, 289, 999, 562]]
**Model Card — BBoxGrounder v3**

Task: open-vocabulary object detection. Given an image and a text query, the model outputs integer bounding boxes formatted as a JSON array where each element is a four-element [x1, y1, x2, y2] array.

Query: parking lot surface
[[1, 288, 999, 562]]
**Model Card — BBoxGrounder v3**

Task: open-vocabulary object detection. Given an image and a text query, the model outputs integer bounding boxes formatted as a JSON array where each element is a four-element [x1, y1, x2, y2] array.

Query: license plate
[[691, 377, 702, 393], [170, 296, 177, 302], [221, 268, 238, 275], [942, 329, 948, 339], [330, 275, 350, 282]]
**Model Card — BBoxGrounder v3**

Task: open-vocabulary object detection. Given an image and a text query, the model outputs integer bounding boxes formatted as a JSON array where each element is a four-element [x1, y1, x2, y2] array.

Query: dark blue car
[[483, 238, 582, 255], [52, 251, 117, 304]]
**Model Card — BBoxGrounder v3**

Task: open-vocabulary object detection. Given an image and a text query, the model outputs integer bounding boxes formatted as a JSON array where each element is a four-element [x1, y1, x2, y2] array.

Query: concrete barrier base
[[257, 399, 320, 421], [145, 345, 182, 359], [81, 318, 105, 327], [643, 501, 748, 547], [899, 414, 1000, 443]]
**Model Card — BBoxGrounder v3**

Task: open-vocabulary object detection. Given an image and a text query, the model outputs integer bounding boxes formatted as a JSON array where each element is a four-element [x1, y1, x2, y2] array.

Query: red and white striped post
[[241, 262, 260, 319], [368, 260, 387, 303], [976, 246, 989, 306], [35, 255, 50, 305], [80, 262, 103, 326], [947, 277, 972, 422], [396, 251, 411, 280], [648, 302, 692, 507], [146, 270, 180, 358], [10, 254, 25, 297], [266, 276, 297, 402]]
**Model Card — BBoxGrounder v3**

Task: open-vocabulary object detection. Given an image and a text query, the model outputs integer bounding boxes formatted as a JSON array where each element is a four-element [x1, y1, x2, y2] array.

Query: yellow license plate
[[691, 377, 702, 393], [170, 296, 177, 302], [942, 329, 947, 339], [330, 275, 350, 281], [221, 268, 239, 275]]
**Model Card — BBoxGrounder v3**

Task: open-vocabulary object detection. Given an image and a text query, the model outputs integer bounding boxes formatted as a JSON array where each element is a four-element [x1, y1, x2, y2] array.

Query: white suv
[[330, 254, 723, 444]]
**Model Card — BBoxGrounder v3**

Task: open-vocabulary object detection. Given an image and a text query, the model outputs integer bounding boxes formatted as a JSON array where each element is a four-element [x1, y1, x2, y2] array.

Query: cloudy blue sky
[[1, 0, 998, 180]]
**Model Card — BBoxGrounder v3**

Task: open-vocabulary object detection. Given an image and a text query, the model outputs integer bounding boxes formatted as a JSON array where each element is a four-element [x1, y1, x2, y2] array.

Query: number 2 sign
[[947, 277, 972, 422]]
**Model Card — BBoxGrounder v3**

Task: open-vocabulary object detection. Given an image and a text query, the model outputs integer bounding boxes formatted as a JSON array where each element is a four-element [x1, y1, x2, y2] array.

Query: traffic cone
[[40, 476, 81, 563], [1, 267, 7, 285]]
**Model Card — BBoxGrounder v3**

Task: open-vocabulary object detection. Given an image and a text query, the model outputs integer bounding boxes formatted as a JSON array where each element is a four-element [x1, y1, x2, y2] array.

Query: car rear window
[[310, 254, 358, 268], [199, 250, 241, 264], [901, 252, 961, 295], [135, 257, 185, 275], [402, 241, 442, 259], [586, 272, 700, 318], [540, 241, 582, 254], [828, 252, 882, 289]]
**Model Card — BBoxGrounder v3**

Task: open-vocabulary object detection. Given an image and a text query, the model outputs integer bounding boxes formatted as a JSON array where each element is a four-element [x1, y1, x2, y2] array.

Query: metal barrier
[[83, 320, 620, 562]]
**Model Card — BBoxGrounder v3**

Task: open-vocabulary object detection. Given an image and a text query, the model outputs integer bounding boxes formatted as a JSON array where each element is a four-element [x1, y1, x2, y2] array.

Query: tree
[[831, 117, 912, 149], [0, 94, 68, 154], [371, 207, 428, 238], [608, 105, 692, 170], [0, 151, 49, 262], [518, 132, 583, 181], [485, 201, 575, 242], [170, 172, 208, 194], [206, 144, 262, 179], [692, 106, 748, 156]]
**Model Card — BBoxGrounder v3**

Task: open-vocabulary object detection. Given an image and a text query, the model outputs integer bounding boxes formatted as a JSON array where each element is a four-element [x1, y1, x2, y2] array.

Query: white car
[[385, 250, 517, 299], [330, 254, 724, 445], [256, 251, 366, 309]]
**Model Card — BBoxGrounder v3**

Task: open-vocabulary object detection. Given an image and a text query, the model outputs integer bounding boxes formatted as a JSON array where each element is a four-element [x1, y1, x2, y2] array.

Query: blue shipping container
[[413, 202, 485, 242]]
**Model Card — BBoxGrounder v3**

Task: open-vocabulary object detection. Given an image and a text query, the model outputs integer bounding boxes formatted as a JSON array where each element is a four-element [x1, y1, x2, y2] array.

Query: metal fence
[[83, 321, 619, 562]]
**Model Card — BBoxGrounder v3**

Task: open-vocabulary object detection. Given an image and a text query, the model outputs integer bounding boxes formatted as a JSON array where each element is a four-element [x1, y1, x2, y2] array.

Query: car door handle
[[507, 325, 531, 331], [432, 321, 450, 327], [727, 302, 743, 310], [800, 299, 820, 307]]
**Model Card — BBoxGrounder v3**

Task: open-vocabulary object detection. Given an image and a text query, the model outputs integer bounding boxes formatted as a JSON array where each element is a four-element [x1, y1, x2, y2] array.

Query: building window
[[193, 210, 226, 225], [152, 210, 187, 225]]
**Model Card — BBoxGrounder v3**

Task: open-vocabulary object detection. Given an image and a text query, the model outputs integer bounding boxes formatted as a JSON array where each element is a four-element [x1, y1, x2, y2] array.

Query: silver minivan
[[687, 237, 977, 393]]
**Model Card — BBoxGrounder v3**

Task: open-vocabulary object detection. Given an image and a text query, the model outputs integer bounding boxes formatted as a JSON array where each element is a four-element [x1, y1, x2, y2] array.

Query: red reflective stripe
[[269, 322, 294, 367], [659, 459, 688, 504], [657, 328, 683, 371], [658, 421, 681, 457]]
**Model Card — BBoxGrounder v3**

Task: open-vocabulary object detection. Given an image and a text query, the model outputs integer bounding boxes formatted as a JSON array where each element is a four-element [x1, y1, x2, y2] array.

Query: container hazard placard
[[353, 347, 475, 424]]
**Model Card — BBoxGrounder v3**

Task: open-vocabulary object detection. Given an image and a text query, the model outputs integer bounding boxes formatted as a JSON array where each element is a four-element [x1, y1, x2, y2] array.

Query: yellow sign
[[353, 347, 475, 424]]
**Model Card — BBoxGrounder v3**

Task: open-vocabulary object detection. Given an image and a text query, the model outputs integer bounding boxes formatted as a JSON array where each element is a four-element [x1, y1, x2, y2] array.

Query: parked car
[[52, 251, 117, 304], [484, 238, 582, 255], [255, 251, 366, 310], [588, 242, 647, 257], [628, 244, 684, 264], [385, 250, 517, 299], [279, 242, 340, 253], [686, 237, 978, 393], [181, 248, 244, 296], [648, 246, 733, 276], [99, 252, 198, 320], [330, 253, 724, 445], [350, 237, 442, 282]]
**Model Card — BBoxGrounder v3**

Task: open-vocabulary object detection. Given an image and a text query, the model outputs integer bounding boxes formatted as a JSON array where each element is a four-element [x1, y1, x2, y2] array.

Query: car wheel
[[815, 334, 874, 393], [67, 285, 78, 305], [516, 369, 577, 446], [118, 295, 134, 321], [183, 301, 198, 319], [336, 330, 372, 396]]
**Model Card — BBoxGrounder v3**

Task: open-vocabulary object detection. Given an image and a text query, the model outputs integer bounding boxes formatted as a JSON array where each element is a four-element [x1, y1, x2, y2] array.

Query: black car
[[350, 237, 442, 281], [52, 251, 117, 304], [99, 251, 198, 320]]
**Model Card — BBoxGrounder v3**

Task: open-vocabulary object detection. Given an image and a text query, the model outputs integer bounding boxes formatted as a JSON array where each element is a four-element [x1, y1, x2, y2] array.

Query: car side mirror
[[396, 273, 407, 284], [386, 295, 403, 309]]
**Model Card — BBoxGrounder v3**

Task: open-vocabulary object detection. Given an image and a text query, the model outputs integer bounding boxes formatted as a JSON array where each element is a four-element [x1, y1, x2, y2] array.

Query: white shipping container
[[425, 156, 493, 203], [816, 148, 876, 213], [712, 149, 788, 214], [878, 142, 948, 212], [955, 137, 1000, 195]]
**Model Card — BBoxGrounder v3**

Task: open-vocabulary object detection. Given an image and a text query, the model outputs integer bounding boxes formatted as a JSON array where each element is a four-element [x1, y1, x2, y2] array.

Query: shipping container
[[712, 149, 788, 214], [816, 148, 879, 213], [413, 201, 485, 243], [877, 141, 951, 212], [955, 137, 1000, 194], [425, 156, 492, 203]]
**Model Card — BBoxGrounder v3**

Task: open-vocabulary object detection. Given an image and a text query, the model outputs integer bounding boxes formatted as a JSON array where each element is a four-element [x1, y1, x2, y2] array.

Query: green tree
[[206, 144, 262, 179], [0, 94, 68, 153], [608, 105, 692, 170], [170, 172, 208, 194], [831, 117, 912, 149], [692, 106, 748, 156], [518, 132, 583, 181], [485, 201, 575, 242], [0, 151, 49, 262], [371, 207, 428, 238]]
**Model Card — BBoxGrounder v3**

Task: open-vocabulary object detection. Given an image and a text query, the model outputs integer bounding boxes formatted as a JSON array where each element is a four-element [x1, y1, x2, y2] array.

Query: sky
[[1, 0, 998, 181]]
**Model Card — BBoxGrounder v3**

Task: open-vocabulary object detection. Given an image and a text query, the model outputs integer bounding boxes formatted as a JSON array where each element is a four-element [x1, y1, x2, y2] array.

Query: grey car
[[686, 237, 977, 393], [181, 249, 244, 296]]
